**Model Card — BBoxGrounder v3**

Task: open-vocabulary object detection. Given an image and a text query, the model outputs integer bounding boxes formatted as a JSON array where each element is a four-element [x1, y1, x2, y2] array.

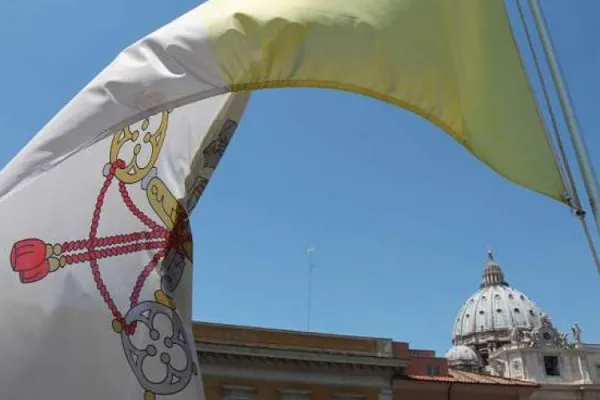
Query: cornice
[[196, 341, 405, 374]]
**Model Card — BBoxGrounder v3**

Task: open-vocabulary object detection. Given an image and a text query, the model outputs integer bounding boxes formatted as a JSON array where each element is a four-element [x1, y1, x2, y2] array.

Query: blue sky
[[1, 0, 599, 356]]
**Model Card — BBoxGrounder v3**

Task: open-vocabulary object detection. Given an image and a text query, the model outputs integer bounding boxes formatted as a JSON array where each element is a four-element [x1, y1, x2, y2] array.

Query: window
[[595, 364, 600, 377], [280, 395, 310, 400], [512, 360, 521, 371], [427, 365, 440, 376], [223, 386, 254, 400], [544, 356, 560, 377], [334, 396, 364, 400], [279, 390, 311, 400]]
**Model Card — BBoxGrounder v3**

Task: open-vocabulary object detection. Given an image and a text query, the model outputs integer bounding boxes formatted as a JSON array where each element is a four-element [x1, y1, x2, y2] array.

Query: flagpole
[[515, 0, 600, 279], [529, 0, 600, 234]]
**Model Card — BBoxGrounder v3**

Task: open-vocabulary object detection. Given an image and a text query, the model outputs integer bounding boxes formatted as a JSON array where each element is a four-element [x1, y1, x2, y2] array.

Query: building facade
[[448, 251, 600, 399], [193, 321, 538, 400]]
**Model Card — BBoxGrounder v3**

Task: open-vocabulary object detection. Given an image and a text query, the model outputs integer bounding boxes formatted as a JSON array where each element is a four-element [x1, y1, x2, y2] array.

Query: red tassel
[[10, 239, 50, 283]]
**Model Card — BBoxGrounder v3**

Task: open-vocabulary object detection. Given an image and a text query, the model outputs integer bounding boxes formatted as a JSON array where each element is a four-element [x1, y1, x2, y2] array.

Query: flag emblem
[[9, 110, 201, 399]]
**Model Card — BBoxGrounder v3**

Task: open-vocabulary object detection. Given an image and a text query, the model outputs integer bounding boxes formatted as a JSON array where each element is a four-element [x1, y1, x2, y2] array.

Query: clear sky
[[0, 0, 599, 356]]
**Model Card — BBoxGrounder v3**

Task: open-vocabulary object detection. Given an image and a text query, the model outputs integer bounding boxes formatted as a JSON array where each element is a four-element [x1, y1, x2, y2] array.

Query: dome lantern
[[481, 250, 508, 288]]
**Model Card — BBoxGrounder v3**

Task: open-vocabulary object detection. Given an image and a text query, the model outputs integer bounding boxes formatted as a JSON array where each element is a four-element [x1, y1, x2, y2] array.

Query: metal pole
[[529, 0, 600, 234]]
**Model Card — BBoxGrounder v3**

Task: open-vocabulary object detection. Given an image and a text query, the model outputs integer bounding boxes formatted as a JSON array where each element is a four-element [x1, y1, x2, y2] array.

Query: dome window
[[466, 314, 470, 318], [508, 294, 514, 299], [544, 356, 560, 377], [496, 308, 502, 313], [529, 310, 535, 316], [479, 310, 485, 315], [495, 294, 501, 300], [514, 308, 520, 313], [520, 295, 525, 300], [481, 296, 486, 300]]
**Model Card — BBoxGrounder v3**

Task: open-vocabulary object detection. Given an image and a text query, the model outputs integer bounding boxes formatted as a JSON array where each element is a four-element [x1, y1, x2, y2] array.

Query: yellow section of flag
[[200, 0, 567, 203]]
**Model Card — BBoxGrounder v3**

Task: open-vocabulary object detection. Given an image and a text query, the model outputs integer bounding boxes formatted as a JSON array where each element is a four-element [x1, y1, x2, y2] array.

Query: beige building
[[193, 321, 538, 400]]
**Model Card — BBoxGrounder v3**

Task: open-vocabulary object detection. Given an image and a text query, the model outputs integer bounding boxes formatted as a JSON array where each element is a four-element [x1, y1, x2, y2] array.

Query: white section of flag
[[0, 92, 250, 399], [0, 4, 226, 203]]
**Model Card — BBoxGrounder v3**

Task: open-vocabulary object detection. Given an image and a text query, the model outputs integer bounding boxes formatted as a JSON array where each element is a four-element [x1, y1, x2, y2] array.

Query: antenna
[[305, 246, 315, 332]]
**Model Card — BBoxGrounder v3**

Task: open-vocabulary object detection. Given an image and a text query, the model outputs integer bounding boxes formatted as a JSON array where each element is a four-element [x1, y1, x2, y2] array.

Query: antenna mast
[[305, 246, 315, 331]]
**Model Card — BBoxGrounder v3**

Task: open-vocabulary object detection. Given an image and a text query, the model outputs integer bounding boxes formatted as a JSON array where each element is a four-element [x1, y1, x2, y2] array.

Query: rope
[[515, 0, 580, 208], [515, 0, 600, 277]]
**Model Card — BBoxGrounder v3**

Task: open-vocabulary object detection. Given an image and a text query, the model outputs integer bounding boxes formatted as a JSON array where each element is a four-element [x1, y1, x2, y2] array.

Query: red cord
[[84, 160, 176, 334], [62, 230, 168, 253]]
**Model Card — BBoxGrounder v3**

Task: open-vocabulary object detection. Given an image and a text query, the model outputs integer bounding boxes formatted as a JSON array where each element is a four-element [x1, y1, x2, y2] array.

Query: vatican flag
[[0, 0, 568, 399], [0, 92, 250, 399]]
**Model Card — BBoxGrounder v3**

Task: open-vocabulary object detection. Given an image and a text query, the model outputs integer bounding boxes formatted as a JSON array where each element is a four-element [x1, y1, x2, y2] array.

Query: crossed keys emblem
[[9, 110, 239, 399]]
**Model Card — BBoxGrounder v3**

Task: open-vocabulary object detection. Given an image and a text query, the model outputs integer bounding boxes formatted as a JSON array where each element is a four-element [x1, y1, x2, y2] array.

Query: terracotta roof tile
[[405, 369, 538, 387]]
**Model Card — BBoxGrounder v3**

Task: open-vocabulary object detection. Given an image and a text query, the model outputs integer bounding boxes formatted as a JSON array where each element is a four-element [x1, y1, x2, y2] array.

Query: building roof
[[193, 321, 451, 376], [406, 369, 539, 387], [193, 321, 395, 357]]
